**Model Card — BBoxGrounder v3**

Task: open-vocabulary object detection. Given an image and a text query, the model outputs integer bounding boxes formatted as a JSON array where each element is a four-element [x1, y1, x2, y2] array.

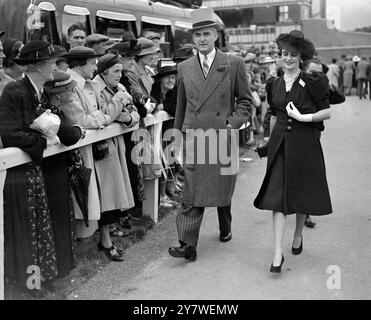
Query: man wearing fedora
[[0, 40, 65, 295], [168, 8, 253, 261]]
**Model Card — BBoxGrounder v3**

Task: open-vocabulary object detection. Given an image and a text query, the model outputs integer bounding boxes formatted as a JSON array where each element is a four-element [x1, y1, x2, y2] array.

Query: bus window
[[174, 21, 193, 51], [141, 17, 173, 58], [25, 5, 59, 44], [62, 5, 91, 49], [95, 11, 137, 42]]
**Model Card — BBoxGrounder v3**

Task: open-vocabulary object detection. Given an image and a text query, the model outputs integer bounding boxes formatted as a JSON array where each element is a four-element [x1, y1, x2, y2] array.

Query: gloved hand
[[116, 111, 132, 124], [113, 90, 133, 107], [285, 102, 312, 122], [144, 98, 155, 113], [130, 110, 140, 126], [44, 135, 60, 147]]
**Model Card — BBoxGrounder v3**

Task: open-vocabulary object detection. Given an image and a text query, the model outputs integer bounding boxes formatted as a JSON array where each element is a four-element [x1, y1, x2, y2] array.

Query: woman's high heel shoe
[[270, 255, 284, 273], [292, 236, 303, 255]]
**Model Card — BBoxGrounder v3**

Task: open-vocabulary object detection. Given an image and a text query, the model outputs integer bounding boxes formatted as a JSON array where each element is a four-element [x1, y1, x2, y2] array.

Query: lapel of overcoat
[[197, 50, 228, 111], [185, 50, 229, 111]]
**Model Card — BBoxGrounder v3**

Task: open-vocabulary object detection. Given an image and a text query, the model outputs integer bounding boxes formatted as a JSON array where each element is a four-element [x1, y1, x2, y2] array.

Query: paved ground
[[70, 96, 371, 300]]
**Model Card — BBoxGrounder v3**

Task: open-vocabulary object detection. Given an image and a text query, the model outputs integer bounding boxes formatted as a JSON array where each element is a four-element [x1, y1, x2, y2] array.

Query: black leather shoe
[[168, 244, 197, 261], [292, 236, 303, 255], [270, 255, 284, 273], [219, 232, 232, 242]]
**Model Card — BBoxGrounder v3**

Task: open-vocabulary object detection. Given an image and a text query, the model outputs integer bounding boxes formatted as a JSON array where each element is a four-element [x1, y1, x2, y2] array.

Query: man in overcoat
[[168, 8, 253, 261]]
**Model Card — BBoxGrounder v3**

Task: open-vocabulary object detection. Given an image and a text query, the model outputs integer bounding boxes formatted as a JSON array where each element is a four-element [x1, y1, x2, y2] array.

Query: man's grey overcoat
[[174, 49, 253, 207]]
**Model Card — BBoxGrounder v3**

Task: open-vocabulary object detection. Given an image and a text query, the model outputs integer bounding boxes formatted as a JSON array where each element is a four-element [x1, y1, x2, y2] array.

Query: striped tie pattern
[[202, 55, 209, 77]]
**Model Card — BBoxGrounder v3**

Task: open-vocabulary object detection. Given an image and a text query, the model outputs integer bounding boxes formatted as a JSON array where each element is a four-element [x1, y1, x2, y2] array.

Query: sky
[[327, 0, 371, 31]]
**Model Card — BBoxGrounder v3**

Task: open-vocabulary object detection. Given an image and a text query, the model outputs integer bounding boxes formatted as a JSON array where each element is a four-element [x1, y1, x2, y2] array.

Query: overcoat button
[[287, 126, 292, 131], [288, 118, 293, 123]]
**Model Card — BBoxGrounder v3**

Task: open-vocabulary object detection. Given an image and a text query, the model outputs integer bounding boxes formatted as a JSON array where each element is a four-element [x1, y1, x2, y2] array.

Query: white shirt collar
[[26, 73, 43, 100], [198, 48, 216, 65]]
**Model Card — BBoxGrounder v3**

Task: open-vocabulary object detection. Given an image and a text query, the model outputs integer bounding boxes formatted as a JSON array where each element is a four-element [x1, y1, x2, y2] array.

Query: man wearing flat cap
[[168, 7, 253, 261], [85, 33, 109, 55]]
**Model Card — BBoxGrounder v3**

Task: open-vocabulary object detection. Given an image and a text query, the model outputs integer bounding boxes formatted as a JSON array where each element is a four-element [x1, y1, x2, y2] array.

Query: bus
[[0, 0, 227, 59]]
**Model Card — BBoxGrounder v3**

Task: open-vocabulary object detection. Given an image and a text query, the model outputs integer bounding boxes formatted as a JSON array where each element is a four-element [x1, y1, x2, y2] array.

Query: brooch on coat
[[217, 64, 228, 72]]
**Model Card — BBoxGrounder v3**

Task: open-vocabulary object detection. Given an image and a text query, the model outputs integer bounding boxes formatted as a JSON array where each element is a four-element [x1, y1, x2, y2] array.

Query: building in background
[[203, 0, 326, 47]]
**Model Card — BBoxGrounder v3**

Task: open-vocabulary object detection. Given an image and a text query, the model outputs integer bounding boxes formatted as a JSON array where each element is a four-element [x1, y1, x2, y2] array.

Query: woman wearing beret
[[254, 30, 332, 273], [93, 53, 140, 259]]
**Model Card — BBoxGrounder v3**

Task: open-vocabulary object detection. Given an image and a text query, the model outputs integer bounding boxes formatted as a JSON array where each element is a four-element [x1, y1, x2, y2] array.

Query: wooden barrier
[[0, 111, 173, 300]]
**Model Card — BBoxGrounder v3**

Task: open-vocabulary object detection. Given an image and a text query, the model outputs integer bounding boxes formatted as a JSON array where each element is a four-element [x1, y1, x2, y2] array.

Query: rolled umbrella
[[68, 149, 92, 227]]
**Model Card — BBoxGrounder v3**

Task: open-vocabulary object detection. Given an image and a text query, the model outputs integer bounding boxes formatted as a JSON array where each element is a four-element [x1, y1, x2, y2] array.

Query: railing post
[[0, 165, 7, 300], [142, 121, 163, 224]]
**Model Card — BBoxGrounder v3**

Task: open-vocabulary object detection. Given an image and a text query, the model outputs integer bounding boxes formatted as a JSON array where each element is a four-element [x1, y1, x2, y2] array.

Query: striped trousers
[[176, 204, 232, 247]]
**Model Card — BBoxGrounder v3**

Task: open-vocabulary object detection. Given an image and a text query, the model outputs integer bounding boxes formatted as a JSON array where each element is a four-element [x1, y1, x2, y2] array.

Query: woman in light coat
[[62, 47, 128, 261], [93, 54, 140, 243]]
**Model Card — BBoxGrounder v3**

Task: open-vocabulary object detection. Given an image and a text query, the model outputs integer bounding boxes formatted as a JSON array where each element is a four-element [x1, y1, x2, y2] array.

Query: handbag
[[329, 84, 345, 105], [92, 140, 109, 160]]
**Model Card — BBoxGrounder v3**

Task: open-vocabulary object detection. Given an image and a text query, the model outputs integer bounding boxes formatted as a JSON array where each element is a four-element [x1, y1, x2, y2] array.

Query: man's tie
[[202, 54, 210, 77]]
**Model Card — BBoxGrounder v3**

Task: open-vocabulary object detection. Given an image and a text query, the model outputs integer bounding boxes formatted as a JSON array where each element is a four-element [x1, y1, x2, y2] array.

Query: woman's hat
[[53, 45, 68, 62], [97, 53, 121, 74], [137, 37, 158, 56], [152, 65, 177, 80], [2, 38, 23, 64], [174, 43, 194, 62], [276, 30, 314, 56], [109, 40, 141, 57], [44, 70, 77, 93], [64, 46, 101, 60], [13, 40, 62, 65], [121, 31, 136, 43], [190, 7, 220, 32]]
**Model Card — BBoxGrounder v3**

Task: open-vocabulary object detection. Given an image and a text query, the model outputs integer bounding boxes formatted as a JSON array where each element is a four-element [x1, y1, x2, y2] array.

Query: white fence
[[0, 111, 173, 300]]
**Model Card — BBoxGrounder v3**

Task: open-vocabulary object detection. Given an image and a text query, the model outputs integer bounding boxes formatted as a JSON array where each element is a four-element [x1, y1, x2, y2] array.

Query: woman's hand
[[114, 90, 133, 107], [144, 98, 155, 113], [285, 102, 312, 122], [157, 103, 164, 111]]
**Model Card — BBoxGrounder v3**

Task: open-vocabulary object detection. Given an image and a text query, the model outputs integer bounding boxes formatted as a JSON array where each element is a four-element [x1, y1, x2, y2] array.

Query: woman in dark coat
[[0, 41, 65, 296], [151, 65, 179, 206], [43, 71, 83, 278], [253, 31, 332, 273]]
